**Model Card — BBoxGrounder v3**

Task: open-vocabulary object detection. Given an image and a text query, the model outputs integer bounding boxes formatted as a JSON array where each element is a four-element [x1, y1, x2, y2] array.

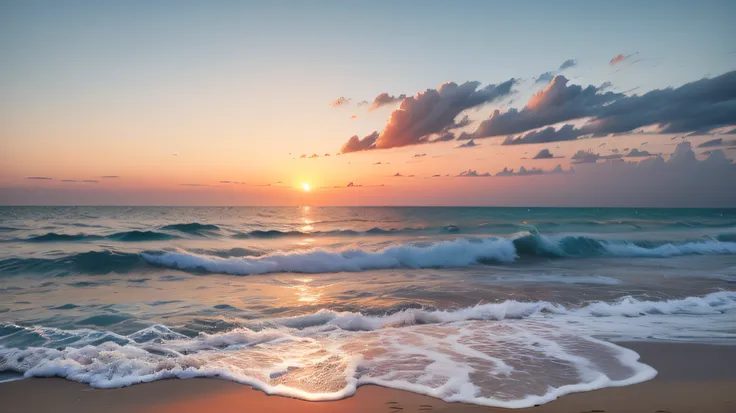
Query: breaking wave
[[1, 292, 734, 407], [3, 231, 736, 276]]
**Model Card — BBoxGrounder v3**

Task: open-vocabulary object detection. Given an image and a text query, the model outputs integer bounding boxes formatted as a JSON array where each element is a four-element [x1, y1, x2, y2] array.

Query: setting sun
[[301, 183, 311, 192]]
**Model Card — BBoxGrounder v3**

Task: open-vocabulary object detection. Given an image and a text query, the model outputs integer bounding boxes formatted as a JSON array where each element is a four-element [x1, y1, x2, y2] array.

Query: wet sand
[[1, 342, 734, 413]]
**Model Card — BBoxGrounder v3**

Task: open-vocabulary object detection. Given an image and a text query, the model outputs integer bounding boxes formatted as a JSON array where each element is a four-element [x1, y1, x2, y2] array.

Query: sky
[[1, 0, 736, 206]]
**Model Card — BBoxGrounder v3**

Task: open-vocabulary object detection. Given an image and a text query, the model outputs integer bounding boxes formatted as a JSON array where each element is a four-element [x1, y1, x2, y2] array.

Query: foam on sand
[[2, 292, 735, 408]]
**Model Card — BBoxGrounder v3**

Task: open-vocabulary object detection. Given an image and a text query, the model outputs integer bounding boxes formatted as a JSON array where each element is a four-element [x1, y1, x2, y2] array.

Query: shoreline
[[1, 342, 734, 413]]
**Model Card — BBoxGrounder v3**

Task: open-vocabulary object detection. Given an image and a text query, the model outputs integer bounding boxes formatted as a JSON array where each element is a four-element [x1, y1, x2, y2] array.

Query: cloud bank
[[339, 79, 515, 152]]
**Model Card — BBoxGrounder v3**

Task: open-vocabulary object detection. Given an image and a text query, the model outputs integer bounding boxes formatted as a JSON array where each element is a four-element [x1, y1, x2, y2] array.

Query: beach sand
[[1, 342, 734, 413]]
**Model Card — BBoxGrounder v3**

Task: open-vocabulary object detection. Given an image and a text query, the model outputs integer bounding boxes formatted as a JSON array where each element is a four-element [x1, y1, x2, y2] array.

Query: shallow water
[[1, 206, 735, 407]]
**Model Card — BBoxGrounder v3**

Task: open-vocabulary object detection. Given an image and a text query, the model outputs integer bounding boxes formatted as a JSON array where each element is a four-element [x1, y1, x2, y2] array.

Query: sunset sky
[[2, 0, 736, 206]]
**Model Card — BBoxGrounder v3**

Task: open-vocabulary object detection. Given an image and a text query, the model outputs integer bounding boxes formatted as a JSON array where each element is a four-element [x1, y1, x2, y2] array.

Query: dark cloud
[[502, 124, 584, 145], [571, 150, 622, 164], [324, 153, 330, 157], [456, 139, 478, 148], [599, 81, 614, 91], [457, 169, 491, 177], [559, 59, 577, 70], [370, 93, 407, 110], [432, 132, 456, 142], [534, 72, 555, 84], [27, 176, 53, 180], [495, 166, 546, 176], [330, 97, 351, 107], [581, 70, 736, 135], [413, 153, 426, 157], [698, 138, 736, 148], [626, 148, 653, 157], [536, 59, 577, 84], [468, 76, 622, 139], [357, 100, 369, 107], [473, 70, 736, 141], [532, 149, 555, 159], [340, 79, 515, 152], [340, 131, 379, 153]]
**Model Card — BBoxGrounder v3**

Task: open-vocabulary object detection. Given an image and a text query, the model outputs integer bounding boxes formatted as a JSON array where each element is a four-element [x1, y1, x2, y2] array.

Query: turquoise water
[[1, 207, 735, 407]]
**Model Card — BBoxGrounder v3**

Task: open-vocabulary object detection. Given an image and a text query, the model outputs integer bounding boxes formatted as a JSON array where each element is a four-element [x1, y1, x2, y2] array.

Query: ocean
[[0, 206, 735, 408]]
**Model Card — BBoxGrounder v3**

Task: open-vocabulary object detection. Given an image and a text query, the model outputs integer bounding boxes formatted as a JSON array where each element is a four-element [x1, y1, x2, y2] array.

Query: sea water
[[0, 206, 735, 407]]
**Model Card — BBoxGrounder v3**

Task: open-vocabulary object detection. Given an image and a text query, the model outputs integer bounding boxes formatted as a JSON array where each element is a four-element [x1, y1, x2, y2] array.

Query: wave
[[0, 251, 146, 276], [4, 231, 736, 276], [22, 231, 176, 243], [1, 292, 734, 407], [233, 227, 429, 238], [141, 238, 519, 275], [142, 232, 736, 276], [160, 223, 220, 235]]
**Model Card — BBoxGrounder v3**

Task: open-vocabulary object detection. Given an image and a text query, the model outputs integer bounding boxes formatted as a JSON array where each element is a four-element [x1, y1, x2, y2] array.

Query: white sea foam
[[141, 237, 519, 275], [139, 234, 736, 276], [1, 292, 734, 407]]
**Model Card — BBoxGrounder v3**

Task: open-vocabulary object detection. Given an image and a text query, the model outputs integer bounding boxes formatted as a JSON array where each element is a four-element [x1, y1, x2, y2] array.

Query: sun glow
[[301, 183, 311, 192]]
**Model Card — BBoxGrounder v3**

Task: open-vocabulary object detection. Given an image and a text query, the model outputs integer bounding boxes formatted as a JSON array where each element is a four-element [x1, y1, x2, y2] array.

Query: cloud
[[309, 153, 319, 158], [330, 97, 351, 107], [495, 166, 546, 176], [341, 79, 515, 152], [532, 149, 555, 159], [503, 124, 585, 145], [82, 180, 99, 183], [456, 139, 478, 148], [468, 76, 622, 139], [581, 70, 736, 135], [535, 72, 555, 84], [180, 183, 209, 187], [610, 52, 638, 65], [432, 132, 456, 142], [536, 59, 577, 84], [351, 115, 357, 119], [26, 176, 53, 180], [698, 138, 736, 148], [347, 181, 355, 187], [559, 59, 577, 70], [562, 143, 734, 206], [413, 153, 426, 157], [101, 175, 119, 179], [457, 169, 491, 177], [299, 154, 307, 159], [599, 81, 614, 91], [472, 70, 736, 141], [324, 153, 330, 157], [340, 131, 379, 153], [357, 100, 369, 107], [626, 148, 653, 157], [62, 180, 77, 183], [571, 150, 622, 164], [370, 93, 407, 110]]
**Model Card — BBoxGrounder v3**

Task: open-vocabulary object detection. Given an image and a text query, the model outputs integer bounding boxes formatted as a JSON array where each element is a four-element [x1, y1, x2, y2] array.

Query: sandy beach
[[1, 342, 734, 413]]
